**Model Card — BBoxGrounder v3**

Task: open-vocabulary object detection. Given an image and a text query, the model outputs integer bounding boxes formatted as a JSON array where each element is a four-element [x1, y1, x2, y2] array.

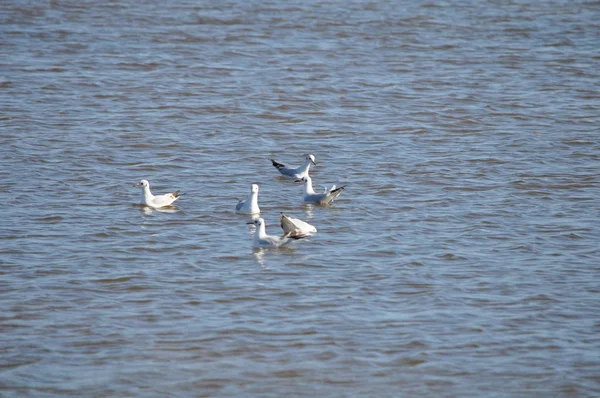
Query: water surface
[[1, 0, 599, 396]]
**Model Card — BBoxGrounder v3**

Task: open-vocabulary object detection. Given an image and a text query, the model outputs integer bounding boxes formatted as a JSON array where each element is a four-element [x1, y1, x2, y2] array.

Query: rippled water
[[2, 0, 599, 396]]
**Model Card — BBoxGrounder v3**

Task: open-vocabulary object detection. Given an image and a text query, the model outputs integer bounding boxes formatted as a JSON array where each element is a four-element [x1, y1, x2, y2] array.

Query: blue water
[[1, 0, 599, 396]]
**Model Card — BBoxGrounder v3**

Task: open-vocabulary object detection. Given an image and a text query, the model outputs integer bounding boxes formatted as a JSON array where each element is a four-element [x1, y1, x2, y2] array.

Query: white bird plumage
[[236, 183, 260, 214], [248, 217, 306, 248], [271, 154, 316, 179], [296, 174, 345, 204], [133, 179, 181, 208], [280, 213, 317, 237]]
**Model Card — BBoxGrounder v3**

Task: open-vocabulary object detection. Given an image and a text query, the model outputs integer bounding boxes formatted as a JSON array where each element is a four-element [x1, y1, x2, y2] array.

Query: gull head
[[133, 179, 150, 188], [251, 183, 259, 193], [247, 217, 265, 227], [294, 176, 311, 184], [306, 154, 317, 165]]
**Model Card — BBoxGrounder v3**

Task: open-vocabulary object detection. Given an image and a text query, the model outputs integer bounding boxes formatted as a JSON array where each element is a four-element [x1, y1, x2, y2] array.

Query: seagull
[[133, 179, 181, 208], [280, 213, 317, 236], [236, 183, 260, 214], [296, 175, 345, 204], [247, 217, 307, 248], [271, 154, 316, 179]]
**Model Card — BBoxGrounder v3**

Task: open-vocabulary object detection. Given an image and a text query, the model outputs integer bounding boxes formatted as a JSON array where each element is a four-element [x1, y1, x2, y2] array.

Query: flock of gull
[[133, 154, 345, 248]]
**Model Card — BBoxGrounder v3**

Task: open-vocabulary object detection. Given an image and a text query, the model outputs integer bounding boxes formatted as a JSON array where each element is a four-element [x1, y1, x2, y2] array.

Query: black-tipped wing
[[271, 159, 286, 169], [330, 185, 346, 195]]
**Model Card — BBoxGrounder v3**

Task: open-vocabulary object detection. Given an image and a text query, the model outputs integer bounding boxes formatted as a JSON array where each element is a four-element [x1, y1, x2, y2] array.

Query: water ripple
[[1, 0, 599, 396]]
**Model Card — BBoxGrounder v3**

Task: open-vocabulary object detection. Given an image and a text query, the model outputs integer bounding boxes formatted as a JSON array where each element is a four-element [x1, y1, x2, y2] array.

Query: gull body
[[297, 175, 345, 204], [236, 184, 260, 214], [248, 217, 306, 248], [280, 213, 317, 237], [271, 154, 316, 179], [133, 179, 181, 208]]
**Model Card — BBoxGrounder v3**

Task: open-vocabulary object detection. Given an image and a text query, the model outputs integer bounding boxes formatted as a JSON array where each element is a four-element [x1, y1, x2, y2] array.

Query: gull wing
[[271, 159, 286, 169], [235, 199, 245, 211], [280, 213, 317, 235]]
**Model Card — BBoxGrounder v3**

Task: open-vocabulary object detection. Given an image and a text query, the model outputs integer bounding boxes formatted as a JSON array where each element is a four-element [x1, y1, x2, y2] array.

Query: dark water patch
[[92, 277, 133, 284]]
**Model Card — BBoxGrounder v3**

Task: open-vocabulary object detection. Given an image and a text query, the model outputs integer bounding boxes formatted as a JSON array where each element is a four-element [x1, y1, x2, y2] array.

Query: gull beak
[[246, 221, 254, 225], [294, 179, 303, 183], [132, 183, 140, 187], [311, 160, 317, 166]]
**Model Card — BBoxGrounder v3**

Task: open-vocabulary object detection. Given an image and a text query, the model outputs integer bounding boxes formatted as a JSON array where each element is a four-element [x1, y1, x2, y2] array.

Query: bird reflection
[[303, 203, 316, 218], [253, 248, 267, 268], [140, 205, 178, 215]]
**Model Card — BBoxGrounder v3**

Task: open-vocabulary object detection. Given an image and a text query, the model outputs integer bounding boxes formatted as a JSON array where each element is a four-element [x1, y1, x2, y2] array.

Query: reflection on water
[[303, 204, 317, 218], [140, 205, 179, 215], [252, 248, 267, 268]]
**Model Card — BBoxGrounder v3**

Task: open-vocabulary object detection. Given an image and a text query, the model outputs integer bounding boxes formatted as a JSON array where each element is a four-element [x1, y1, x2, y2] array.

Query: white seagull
[[280, 213, 317, 237], [271, 154, 316, 179], [236, 183, 260, 214], [133, 179, 181, 208], [247, 217, 307, 248], [296, 175, 345, 204]]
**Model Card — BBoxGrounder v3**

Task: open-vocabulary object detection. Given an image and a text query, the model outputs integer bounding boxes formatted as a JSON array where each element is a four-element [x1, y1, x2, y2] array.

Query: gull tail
[[271, 159, 286, 169], [323, 185, 345, 204], [331, 185, 346, 195]]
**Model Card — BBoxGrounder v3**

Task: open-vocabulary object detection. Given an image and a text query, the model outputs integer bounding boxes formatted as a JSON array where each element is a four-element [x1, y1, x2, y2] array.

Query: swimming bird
[[271, 154, 316, 179], [280, 213, 317, 237], [133, 179, 181, 208], [247, 217, 307, 248], [236, 183, 260, 214], [296, 175, 345, 204]]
